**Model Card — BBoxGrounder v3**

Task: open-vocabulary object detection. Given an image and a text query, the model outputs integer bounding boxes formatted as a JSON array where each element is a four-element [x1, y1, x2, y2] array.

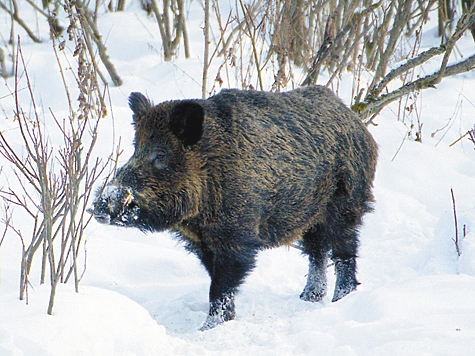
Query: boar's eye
[[152, 150, 168, 170]]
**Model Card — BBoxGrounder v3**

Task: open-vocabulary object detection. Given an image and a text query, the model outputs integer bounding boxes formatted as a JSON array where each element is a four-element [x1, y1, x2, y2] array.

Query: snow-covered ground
[[1, 2, 475, 355]]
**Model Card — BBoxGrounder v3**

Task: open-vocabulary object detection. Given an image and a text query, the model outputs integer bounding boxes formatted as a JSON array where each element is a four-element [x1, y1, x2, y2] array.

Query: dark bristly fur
[[91, 86, 378, 330]]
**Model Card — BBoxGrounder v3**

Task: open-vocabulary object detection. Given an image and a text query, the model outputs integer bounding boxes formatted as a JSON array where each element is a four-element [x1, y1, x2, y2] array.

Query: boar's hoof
[[300, 287, 327, 303], [331, 258, 359, 302], [331, 282, 357, 302], [300, 259, 327, 302], [199, 293, 236, 331]]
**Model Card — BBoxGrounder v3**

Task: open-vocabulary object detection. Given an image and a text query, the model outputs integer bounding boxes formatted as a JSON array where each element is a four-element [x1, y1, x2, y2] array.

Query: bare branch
[[368, 0, 412, 92], [434, 4, 475, 85], [74, 1, 123, 87], [302, 1, 382, 87], [0, 0, 42, 43], [354, 6, 475, 121], [149, 0, 189, 61], [371, 46, 445, 98], [355, 52, 475, 121], [238, 0, 264, 90]]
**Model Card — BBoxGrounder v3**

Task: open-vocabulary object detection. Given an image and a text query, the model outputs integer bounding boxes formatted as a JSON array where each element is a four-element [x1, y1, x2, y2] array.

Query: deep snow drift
[[1, 2, 475, 355]]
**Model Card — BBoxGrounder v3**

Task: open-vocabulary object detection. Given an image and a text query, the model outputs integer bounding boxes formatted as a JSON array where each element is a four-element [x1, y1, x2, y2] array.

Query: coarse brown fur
[[92, 86, 378, 330]]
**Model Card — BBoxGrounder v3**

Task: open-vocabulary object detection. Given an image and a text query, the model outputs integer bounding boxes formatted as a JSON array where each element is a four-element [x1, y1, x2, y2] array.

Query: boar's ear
[[129, 92, 152, 122], [169, 101, 204, 147]]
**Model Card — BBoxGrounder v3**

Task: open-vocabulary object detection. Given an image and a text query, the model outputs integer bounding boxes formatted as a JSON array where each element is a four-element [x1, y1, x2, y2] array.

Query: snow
[[0, 285, 174, 355], [1, 2, 475, 355]]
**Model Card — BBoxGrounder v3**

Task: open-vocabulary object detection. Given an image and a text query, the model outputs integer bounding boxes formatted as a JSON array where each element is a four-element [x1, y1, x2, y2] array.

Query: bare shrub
[[0, 22, 114, 314]]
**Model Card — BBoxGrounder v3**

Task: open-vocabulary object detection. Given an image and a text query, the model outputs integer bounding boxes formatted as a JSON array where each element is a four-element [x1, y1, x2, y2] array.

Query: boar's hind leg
[[300, 225, 330, 302], [328, 205, 362, 302], [197, 244, 258, 331], [332, 257, 358, 302]]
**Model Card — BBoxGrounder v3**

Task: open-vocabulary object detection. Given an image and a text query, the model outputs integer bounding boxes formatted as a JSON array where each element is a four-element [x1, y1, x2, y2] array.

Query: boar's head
[[91, 92, 205, 232]]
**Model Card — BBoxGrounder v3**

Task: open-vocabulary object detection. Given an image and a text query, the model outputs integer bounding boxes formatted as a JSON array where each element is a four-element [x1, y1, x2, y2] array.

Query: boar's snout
[[91, 196, 112, 224], [89, 185, 140, 226]]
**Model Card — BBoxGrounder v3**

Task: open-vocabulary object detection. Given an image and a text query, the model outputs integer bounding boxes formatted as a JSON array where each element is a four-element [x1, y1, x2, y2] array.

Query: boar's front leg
[[195, 242, 258, 331]]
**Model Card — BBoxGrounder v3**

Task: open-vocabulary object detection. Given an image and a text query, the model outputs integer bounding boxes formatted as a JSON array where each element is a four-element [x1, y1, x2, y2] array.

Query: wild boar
[[91, 86, 378, 330]]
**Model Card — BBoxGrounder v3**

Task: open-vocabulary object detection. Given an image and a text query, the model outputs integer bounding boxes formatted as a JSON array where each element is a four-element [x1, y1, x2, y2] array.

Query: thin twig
[[202, 0, 210, 99], [451, 188, 461, 257], [75, 1, 122, 86], [238, 0, 264, 90]]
